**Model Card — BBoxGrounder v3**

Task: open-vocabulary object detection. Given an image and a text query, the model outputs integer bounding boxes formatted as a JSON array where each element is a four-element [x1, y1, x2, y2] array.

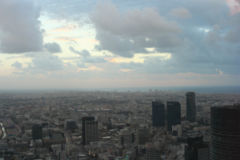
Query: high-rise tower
[[82, 117, 98, 145], [186, 92, 196, 122], [167, 101, 181, 131], [32, 124, 43, 140], [210, 105, 240, 160], [152, 100, 165, 127]]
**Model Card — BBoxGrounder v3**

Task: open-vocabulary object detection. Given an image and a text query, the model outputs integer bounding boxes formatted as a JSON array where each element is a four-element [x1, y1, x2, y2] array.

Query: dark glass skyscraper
[[152, 101, 165, 127], [82, 116, 95, 145], [32, 124, 42, 140], [185, 135, 209, 160], [167, 101, 181, 131], [210, 105, 240, 160], [186, 92, 196, 122]]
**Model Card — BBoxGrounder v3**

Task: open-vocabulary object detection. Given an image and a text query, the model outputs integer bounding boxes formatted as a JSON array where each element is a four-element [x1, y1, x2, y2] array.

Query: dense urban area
[[0, 90, 239, 160]]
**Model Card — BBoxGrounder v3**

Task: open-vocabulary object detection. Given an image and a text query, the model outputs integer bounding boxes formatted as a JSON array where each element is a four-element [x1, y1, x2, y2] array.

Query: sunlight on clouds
[[145, 37, 150, 42], [40, 14, 97, 56], [145, 48, 156, 52], [108, 52, 172, 64], [120, 69, 134, 72], [198, 27, 210, 33], [0, 55, 31, 76], [77, 66, 103, 72], [50, 24, 78, 33], [216, 68, 224, 75]]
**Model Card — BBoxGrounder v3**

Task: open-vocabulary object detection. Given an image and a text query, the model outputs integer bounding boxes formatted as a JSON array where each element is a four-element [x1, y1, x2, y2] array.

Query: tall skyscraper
[[186, 92, 196, 122], [184, 135, 209, 160], [32, 124, 43, 140], [210, 105, 240, 160], [167, 101, 181, 131], [82, 117, 98, 145], [65, 119, 78, 132], [152, 100, 165, 127]]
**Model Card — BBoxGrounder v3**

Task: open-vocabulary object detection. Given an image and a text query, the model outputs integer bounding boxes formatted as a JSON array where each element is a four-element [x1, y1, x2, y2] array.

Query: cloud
[[69, 47, 90, 56], [226, 0, 240, 14], [44, 42, 62, 53], [1, 0, 240, 87], [69, 47, 106, 63], [216, 68, 224, 75], [12, 61, 22, 69], [55, 37, 80, 44], [0, 0, 43, 53], [89, 0, 240, 75], [51, 24, 78, 33], [169, 8, 192, 19], [77, 66, 103, 72], [224, 28, 240, 43], [26, 53, 64, 72], [120, 69, 134, 73], [91, 1, 182, 57], [108, 52, 171, 64]]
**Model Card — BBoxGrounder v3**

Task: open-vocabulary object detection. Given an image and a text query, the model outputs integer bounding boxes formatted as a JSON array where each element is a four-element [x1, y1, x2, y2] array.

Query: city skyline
[[0, 0, 240, 89]]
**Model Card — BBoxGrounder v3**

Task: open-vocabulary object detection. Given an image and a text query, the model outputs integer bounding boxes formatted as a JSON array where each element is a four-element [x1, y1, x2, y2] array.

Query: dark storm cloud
[[0, 0, 43, 53], [91, 1, 182, 57], [94, 0, 240, 75], [44, 42, 62, 53]]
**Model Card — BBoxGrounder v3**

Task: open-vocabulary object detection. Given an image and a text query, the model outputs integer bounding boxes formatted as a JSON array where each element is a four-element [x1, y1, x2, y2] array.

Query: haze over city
[[0, 0, 240, 90]]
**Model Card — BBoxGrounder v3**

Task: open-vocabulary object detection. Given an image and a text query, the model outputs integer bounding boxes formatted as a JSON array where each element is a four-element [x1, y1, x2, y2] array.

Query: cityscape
[[1, 0, 240, 159], [0, 90, 239, 159]]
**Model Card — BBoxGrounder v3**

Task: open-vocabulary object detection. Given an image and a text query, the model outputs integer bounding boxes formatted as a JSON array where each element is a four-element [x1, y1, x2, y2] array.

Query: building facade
[[152, 101, 165, 127], [185, 135, 209, 160], [210, 105, 240, 160], [167, 101, 181, 131], [32, 124, 43, 140], [82, 117, 98, 145], [186, 92, 196, 122], [145, 147, 161, 160]]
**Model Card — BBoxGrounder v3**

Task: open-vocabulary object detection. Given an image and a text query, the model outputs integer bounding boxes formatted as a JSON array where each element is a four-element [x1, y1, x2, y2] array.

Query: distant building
[[137, 127, 150, 145], [167, 101, 181, 131], [172, 124, 182, 137], [32, 124, 43, 140], [85, 121, 98, 145], [210, 105, 240, 160], [82, 117, 98, 145], [186, 92, 196, 122], [145, 146, 161, 160], [152, 101, 165, 127], [120, 129, 135, 147], [65, 119, 77, 131], [184, 135, 209, 160]]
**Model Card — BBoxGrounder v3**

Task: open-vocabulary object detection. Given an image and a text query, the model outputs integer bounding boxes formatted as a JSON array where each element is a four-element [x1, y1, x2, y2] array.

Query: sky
[[0, 0, 240, 90]]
